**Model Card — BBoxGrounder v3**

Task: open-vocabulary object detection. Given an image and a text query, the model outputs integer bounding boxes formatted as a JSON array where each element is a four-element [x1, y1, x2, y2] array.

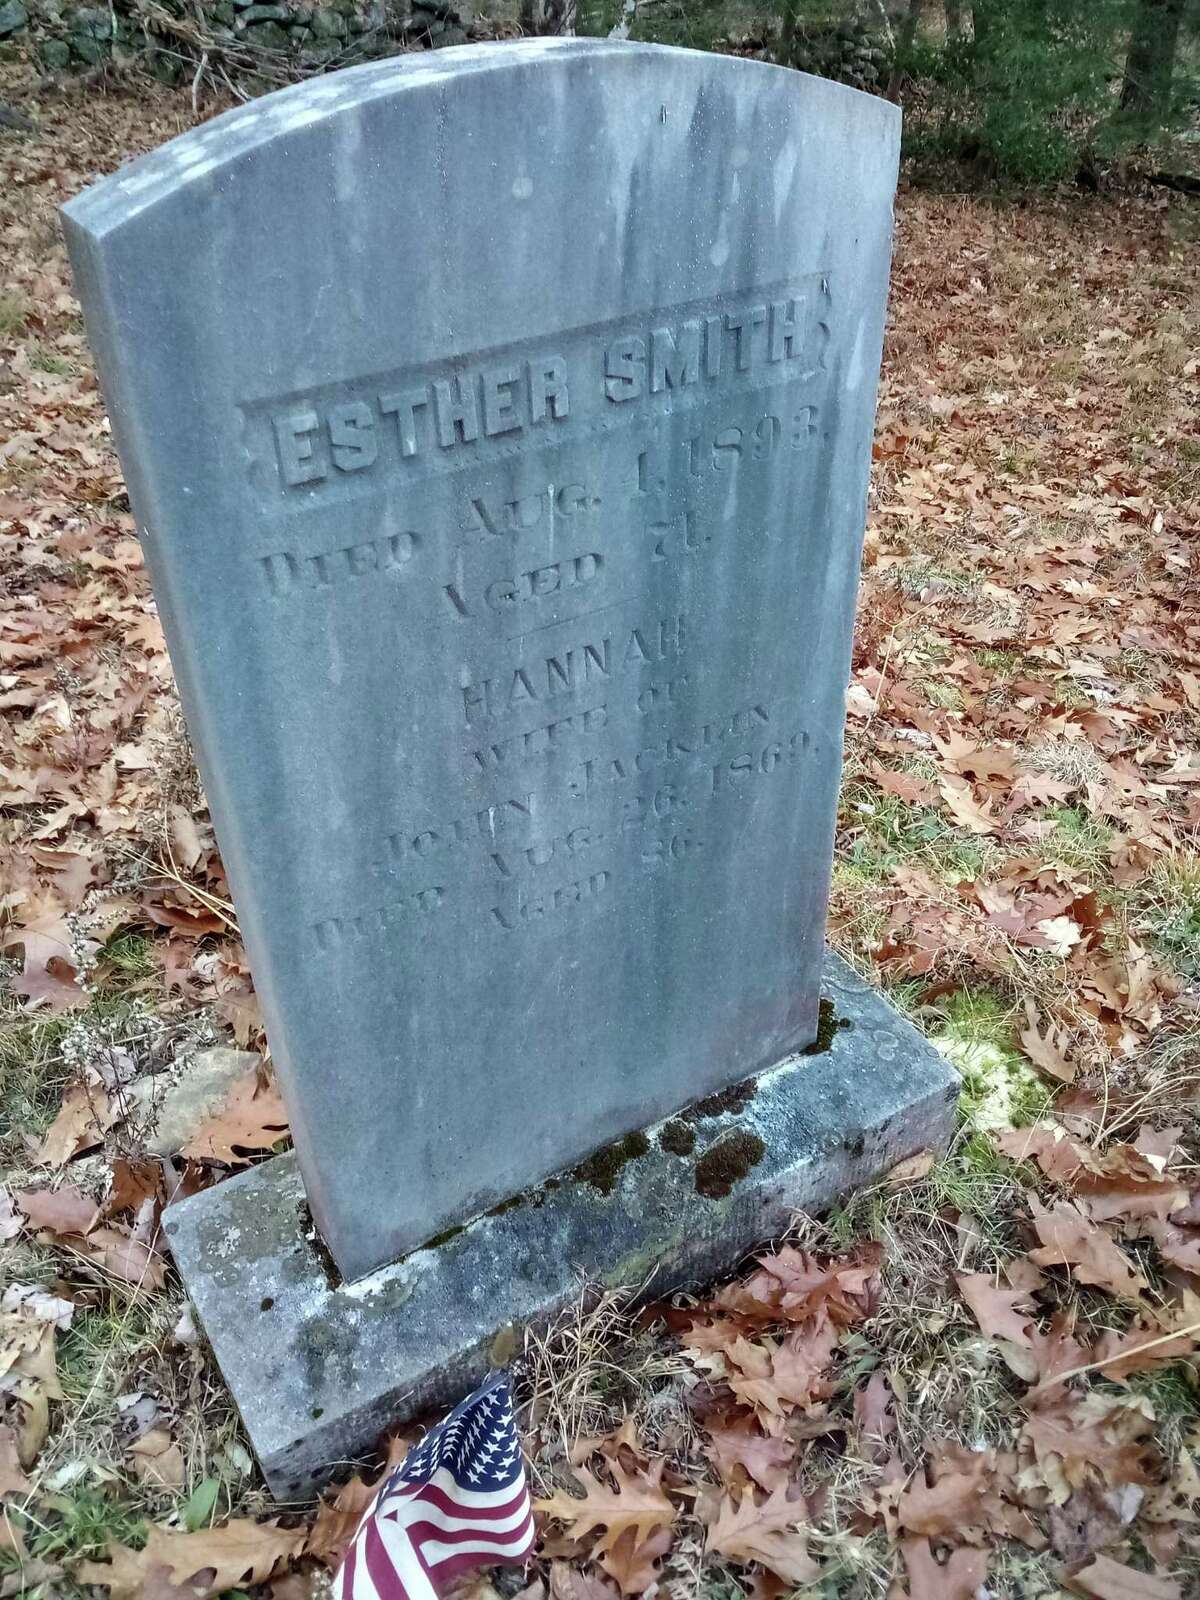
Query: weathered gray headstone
[[65, 40, 956, 1492]]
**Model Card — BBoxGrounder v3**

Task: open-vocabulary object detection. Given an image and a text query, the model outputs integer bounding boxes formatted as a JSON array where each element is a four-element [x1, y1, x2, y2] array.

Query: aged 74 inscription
[[64, 42, 900, 1280]]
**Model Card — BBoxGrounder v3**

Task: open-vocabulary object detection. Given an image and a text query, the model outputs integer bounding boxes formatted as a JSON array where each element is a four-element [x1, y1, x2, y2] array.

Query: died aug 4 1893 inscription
[[65, 42, 920, 1283]]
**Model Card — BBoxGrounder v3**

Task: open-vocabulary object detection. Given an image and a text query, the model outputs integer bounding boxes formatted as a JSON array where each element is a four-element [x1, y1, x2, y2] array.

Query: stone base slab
[[165, 953, 958, 1500]]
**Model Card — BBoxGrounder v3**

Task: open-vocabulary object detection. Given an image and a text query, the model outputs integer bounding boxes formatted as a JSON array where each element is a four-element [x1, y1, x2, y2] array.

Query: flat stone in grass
[[165, 952, 957, 1499]]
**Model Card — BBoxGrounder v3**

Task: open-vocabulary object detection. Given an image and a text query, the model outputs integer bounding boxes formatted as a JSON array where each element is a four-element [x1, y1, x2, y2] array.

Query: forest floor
[[1, 60, 1200, 1600]]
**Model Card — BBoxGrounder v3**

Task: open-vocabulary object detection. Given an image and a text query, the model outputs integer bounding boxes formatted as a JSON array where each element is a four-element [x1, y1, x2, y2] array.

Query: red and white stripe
[[334, 1465, 534, 1600]]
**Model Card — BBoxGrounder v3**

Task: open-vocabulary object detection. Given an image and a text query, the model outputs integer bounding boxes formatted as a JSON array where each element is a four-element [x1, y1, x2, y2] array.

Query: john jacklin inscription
[[65, 40, 901, 1281]]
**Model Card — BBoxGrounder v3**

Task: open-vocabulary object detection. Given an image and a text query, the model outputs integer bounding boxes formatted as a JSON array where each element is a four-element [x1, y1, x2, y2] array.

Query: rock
[[71, 4, 111, 36], [69, 32, 106, 61], [140, 1048, 262, 1157], [211, 1, 235, 22], [302, 35, 342, 61], [0, 101, 35, 130], [437, 23, 465, 44], [0, 0, 28, 37], [37, 35, 70, 64], [242, 17, 291, 46], [309, 8, 346, 37], [238, 3, 291, 20]]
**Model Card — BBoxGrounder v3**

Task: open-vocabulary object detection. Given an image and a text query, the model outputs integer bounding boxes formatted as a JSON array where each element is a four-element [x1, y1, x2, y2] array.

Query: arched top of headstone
[[65, 38, 899, 241]]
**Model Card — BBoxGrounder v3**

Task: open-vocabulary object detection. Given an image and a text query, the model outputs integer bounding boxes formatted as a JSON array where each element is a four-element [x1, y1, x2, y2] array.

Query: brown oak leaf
[[179, 1068, 290, 1164], [704, 1487, 819, 1586], [16, 1182, 99, 1236], [598, 1523, 673, 1595], [1027, 1197, 1149, 1301], [1019, 999, 1077, 1082], [1065, 1552, 1181, 1599], [895, 1452, 990, 1537], [534, 1458, 675, 1559], [33, 1082, 116, 1167], [898, 1538, 988, 1600], [76, 1519, 306, 1600], [704, 1422, 795, 1492], [306, 1433, 412, 1565], [955, 1272, 1036, 1347]]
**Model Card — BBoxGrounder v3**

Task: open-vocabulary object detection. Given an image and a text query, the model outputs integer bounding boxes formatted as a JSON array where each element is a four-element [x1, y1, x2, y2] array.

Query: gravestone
[[64, 39, 956, 1494]]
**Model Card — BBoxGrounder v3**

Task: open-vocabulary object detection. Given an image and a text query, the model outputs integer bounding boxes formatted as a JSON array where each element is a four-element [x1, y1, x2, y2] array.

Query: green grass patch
[[1140, 854, 1200, 980], [28, 345, 72, 376], [0, 1007, 76, 1161], [57, 1304, 157, 1404], [0, 291, 30, 336], [29, 1488, 148, 1565], [99, 932, 157, 983], [1047, 805, 1113, 873], [1123, 1362, 1200, 1458], [842, 786, 992, 886], [0, 983, 164, 1162]]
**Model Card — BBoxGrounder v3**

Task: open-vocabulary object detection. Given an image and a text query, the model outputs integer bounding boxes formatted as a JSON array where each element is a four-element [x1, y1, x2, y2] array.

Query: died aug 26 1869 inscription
[[64, 41, 902, 1283]]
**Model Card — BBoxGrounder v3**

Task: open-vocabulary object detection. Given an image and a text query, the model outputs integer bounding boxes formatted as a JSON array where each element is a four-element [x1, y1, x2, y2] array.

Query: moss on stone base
[[682, 1078, 758, 1122], [573, 1129, 651, 1194], [659, 1118, 697, 1156], [694, 1130, 766, 1199], [803, 997, 851, 1055]]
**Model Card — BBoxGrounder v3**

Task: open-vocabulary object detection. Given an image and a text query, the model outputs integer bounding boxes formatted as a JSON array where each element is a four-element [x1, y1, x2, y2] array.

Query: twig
[[191, 48, 208, 115], [110, 841, 239, 931], [1028, 1316, 1200, 1395], [867, 624, 898, 724]]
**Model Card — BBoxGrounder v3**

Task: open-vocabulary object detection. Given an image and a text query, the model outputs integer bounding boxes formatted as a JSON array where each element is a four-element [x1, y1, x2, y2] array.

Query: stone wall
[[0, 0, 473, 77]]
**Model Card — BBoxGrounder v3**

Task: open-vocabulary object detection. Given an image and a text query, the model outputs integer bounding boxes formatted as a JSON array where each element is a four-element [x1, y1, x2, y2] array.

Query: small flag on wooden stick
[[334, 1371, 535, 1600]]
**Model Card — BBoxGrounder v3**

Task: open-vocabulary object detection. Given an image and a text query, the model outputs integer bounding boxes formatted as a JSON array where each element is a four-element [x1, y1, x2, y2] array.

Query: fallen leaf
[[1019, 999, 1077, 1082], [724, 1325, 837, 1425], [886, 1150, 935, 1186], [534, 1458, 675, 1558], [898, 1538, 988, 1600], [704, 1423, 795, 1492], [955, 1272, 1035, 1347], [598, 1522, 673, 1594], [76, 1518, 307, 1600], [939, 775, 1000, 834], [33, 1082, 114, 1167], [704, 1487, 819, 1586], [548, 1561, 618, 1600], [179, 1068, 290, 1164], [127, 1426, 186, 1489], [0, 1427, 29, 1499], [16, 1182, 99, 1237], [1065, 1552, 1181, 1599], [895, 1453, 990, 1537], [852, 1370, 895, 1461], [1027, 1197, 1149, 1301], [306, 1433, 411, 1565], [0, 1284, 75, 1330]]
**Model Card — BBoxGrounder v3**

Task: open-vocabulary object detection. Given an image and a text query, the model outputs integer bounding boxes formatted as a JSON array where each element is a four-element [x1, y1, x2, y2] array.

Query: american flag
[[334, 1372, 535, 1600]]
